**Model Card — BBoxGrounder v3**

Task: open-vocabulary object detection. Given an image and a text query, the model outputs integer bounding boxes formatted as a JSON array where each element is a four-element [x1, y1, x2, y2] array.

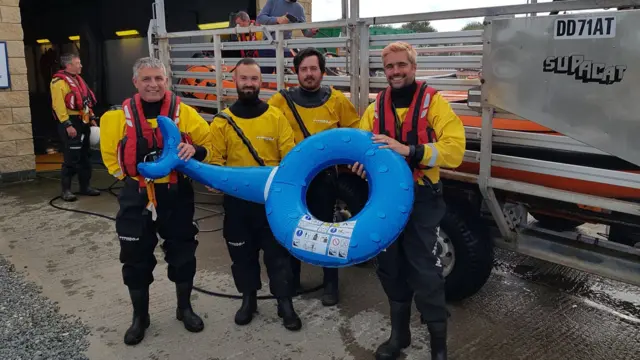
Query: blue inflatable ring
[[137, 115, 415, 268]]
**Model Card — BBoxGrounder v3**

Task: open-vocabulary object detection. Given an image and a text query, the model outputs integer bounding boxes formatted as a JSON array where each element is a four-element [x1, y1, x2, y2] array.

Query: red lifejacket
[[239, 21, 260, 58], [52, 70, 97, 112], [116, 91, 192, 189], [373, 81, 438, 182]]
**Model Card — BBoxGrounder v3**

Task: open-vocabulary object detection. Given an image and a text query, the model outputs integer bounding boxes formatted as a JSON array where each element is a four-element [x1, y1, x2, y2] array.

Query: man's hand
[[310, 28, 319, 35], [372, 134, 410, 157], [277, 14, 290, 24], [348, 162, 367, 180], [66, 126, 77, 138], [177, 143, 196, 161]]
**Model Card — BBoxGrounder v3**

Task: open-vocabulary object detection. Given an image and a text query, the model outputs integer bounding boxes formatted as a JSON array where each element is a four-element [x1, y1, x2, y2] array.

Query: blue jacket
[[257, 0, 315, 39]]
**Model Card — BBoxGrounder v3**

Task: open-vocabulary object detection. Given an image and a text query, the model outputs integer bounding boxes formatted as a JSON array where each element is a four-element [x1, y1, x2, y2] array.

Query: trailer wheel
[[530, 212, 585, 231], [439, 207, 494, 302]]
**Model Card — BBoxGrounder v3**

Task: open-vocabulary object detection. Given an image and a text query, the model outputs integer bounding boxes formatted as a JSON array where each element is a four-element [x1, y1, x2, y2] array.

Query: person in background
[[232, 11, 262, 58], [256, 0, 318, 73], [267, 47, 361, 307], [354, 41, 466, 360], [208, 57, 302, 332], [50, 53, 100, 201], [100, 57, 214, 345]]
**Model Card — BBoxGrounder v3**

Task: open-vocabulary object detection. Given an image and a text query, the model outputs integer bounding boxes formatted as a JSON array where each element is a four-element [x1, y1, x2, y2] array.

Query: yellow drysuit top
[[360, 91, 466, 185], [208, 104, 296, 167], [100, 101, 215, 183], [268, 86, 360, 143]]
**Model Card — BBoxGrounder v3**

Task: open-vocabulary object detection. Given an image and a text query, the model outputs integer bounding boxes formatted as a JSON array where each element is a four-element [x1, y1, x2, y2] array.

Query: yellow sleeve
[[255, 32, 264, 41], [276, 110, 296, 160], [359, 102, 375, 132], [207, 113, 228, 166], [182, 104, 216, 164], [99, 110, 126, 179], [421, 92, 466, 169], [336, 92, 361, 129], [50, 79, 69, 122], [267, 91, 285, 109]]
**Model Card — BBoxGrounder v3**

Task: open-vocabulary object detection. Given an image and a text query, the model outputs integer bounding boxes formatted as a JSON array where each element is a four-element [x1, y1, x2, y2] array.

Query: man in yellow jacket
[[355, 41, 465, 360], [268, 47, 361, 307], [50, 53, 100, 201], [208, 57, 303, 331], [100, 57, 215, 346]]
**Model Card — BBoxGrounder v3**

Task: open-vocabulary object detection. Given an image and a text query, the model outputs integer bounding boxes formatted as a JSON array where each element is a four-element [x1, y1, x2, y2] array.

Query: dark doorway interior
[[19, 0, 256, 154]]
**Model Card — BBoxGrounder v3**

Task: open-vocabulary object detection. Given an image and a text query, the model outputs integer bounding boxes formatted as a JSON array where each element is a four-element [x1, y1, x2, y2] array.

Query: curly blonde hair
[[381, 41, 417, 66]]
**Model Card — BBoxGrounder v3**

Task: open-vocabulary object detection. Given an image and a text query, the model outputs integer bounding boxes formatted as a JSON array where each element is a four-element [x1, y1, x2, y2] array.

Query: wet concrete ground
[[1, 169, 639, 360]]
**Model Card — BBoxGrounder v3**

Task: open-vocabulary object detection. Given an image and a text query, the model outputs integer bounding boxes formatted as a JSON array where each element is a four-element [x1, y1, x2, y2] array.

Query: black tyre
[[440, 207, 494, 302], [530, 212, 585, 231]]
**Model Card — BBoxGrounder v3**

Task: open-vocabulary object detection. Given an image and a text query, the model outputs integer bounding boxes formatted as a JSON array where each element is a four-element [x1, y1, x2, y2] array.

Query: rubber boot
[[175, 282, 204, 332], [79, 186, 100, 196], [427, 321, 447, 360], [321, 268, 339, 306], [61, 176, 77, 202], [290, 257, 302, 294], [277, 297, 302, 331], [61, 189, 77, 202], [375, 300, 412, 360], [123, 288, 150, 346], [234, 291, 258, 325]]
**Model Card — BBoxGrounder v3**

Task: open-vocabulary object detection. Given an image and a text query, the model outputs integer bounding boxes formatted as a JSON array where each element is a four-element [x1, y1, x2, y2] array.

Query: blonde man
[[353, 41, 466, 360]]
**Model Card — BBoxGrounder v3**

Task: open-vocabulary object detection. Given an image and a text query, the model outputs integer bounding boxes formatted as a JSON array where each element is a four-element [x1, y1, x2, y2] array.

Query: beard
[[237, 85, 260, 102], [300, 76, 320, 91]]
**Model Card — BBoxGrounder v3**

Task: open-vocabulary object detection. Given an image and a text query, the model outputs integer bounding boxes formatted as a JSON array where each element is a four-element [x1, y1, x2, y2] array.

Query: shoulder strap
[[408, 82, 429, 146], [128, 96, 145, 141], [279, 89, 312, 139], [215, 112, 266, 167]]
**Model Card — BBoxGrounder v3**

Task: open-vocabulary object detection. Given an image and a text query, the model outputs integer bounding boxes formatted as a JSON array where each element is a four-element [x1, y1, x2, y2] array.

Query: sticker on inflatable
[[292, 215, 356, 258]]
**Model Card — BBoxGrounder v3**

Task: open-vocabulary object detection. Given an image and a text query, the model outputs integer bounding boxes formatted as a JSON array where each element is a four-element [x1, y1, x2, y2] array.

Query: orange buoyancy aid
[[117, 91, 193, 190], [52, 70, 97, 114], [373, 81, 438, 181], [238, 21, 260, 58]]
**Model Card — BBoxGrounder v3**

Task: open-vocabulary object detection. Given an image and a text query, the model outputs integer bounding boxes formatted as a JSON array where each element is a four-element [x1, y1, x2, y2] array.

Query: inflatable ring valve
[[137, 116, 415, 268]]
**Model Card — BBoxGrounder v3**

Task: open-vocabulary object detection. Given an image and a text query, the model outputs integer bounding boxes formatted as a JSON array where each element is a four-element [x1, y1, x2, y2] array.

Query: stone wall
[[0, 0, 35, 185]]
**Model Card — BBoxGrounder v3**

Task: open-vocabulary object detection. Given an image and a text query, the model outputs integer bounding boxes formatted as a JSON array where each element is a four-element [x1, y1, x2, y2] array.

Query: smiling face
[[133, 66, 168, 102], [233, 62, 262, 101], [382, 45, 417, 89], [297, 55, 323, 91]]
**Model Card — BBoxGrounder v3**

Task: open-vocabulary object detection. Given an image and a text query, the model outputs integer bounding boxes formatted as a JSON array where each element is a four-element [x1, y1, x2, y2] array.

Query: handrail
[[164, 19, 349, 39], [364, 0, 640, 25]]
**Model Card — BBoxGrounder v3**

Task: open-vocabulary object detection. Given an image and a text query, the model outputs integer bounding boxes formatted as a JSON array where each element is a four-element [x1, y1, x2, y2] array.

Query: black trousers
[[115, 177, 200, 290], [376, 182, 448, 323], [290, 168, 340, 285], [222, 195, 295, 298], [57, 116, 92, 191]]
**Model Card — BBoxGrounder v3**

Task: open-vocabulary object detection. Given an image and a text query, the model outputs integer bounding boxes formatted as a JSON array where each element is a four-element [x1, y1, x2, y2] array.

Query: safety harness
[[214, 112, 266, 166], [373, 81, 438, 182], [51, 70, 97, 121], [116, 91, 193, 218]]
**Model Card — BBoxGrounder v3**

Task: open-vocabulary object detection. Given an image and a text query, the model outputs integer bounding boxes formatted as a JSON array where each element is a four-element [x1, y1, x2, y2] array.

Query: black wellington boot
[[277, 297, 302, 331], [79, 186, 100, 196], [61, 176, 77, 202], [124, 288, 150, 346], [427, 321, 448, 360], [175, 282, 204, 332], [375, 301, 412, 360], [234, 291, 258, 325], [321, 268, 339, 306]]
